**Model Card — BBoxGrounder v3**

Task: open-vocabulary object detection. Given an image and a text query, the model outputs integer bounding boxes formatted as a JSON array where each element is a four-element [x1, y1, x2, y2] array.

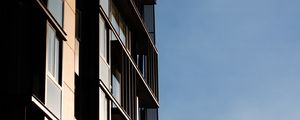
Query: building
[[2, 0, 159, 120]]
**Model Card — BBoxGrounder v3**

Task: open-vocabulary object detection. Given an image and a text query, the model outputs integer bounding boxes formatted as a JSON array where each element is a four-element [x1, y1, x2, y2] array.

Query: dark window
[[143, 5, 155, 43]]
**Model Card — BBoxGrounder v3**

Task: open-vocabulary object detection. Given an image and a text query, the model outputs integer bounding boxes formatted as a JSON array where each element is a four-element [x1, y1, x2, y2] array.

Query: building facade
[[2, 0, 159, 120]]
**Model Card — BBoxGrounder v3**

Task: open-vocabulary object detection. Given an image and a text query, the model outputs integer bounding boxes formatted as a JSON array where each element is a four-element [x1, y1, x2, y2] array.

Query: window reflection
[[47, 0, 63, 26]]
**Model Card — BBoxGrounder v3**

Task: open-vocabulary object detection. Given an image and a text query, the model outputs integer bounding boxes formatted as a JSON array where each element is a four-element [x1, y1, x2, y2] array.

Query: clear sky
[[156, 0, 300, 120]]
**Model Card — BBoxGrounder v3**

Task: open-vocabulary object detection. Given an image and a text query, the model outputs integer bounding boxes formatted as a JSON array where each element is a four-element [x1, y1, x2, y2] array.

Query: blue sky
[[156, 0, 300, 120]]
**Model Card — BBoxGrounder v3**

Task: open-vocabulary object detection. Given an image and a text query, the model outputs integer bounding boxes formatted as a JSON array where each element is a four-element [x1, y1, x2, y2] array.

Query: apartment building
[[2, 0, 159, 120]]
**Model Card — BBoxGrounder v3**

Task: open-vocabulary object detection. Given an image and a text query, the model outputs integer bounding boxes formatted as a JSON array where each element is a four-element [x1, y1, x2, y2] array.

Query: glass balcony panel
[[46, 77, 61, 119]]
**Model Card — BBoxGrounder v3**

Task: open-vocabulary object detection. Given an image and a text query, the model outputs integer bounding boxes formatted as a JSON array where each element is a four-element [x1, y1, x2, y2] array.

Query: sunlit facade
[[2, 0, 159, 119]]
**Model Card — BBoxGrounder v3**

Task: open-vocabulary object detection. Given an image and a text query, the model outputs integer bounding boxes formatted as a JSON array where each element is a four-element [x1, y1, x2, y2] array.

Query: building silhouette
[[2, 0, 159, 119]]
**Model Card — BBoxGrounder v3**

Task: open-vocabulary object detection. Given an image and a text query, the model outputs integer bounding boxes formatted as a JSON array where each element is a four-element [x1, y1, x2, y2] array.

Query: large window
[[47, 0, 64, 26], [45, 24, 62, 119]]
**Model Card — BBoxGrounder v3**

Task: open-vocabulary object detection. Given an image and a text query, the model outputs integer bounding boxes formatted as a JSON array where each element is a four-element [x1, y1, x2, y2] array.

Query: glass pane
[[137, 55, 148, 79], [99, 17, 106, 59], [146, 108, 158, 120], [47, 25, 60, 83], [47, 26, 55, 75], [119, 17, 126, 45], [111, 4, 120, 34], [111, 15, 119, 34], [48, 0, 63, 26], [112, 74, 121, 104], [54, 37, 59, 81], [104, 27, 107, 59], [46, 77, 61, 119], [150, 32, 155, 42], [143, 5, 155, 32], [110, 30, 117, 41]]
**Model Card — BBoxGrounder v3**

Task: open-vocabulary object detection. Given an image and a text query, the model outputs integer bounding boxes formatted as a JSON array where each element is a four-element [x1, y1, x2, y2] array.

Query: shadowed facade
[[2, 0, 159, 120]]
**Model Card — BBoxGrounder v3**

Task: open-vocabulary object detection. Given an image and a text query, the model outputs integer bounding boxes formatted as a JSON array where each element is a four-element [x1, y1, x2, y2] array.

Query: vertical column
[[76, 0, 100, 119]]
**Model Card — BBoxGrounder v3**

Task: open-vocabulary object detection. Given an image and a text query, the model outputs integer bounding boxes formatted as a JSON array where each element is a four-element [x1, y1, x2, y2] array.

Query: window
[[110, 3, 130, 49], [111, 3, 120, 35], [99, 16, 108, 60], [146, 108, 158, 120], [137, 54, 147, 79], [143, 5, 155, 43], [119, 17, 127, 44], [99, 16, 111, 89], [112, 73, 121, 104], [139, 108, 158, 120], [110, 30, 118, 41], [47, 0, 64, 26], [45, 24, 62, 119]]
